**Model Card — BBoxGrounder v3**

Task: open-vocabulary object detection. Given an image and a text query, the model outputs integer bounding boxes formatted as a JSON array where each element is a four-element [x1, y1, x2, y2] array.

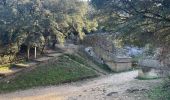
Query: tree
[[0, 0, 98, 61], [91, 0, 170, 66]]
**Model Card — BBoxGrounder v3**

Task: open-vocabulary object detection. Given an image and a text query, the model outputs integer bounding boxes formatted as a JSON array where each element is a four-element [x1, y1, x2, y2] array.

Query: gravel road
[[0, 70, 161, 100]]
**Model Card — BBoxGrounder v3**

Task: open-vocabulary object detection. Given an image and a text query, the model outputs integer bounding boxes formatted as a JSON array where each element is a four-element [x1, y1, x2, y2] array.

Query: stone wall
[[83, 34, 116, 61], [106, 57, 132, 72], [106, 62, 132, 72], [82, 34, 132, 72]]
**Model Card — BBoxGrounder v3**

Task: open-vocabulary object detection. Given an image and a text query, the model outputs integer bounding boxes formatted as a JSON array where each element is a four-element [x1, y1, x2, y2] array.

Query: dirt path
[[0, 71, 162, 100]]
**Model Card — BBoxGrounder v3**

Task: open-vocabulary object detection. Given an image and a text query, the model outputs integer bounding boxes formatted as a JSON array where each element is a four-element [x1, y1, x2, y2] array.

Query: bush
[[0, 55, 15, 65]]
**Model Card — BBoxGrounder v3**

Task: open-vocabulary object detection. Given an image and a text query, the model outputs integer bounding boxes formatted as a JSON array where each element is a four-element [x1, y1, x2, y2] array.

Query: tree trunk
[[27, 46, 30, 60]]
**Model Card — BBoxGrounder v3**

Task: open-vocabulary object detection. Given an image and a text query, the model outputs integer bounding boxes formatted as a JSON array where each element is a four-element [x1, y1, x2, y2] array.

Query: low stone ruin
[[84, 47, 105, 64], [138, 59, 163, 79], [106, 56, 132, 72], [84, 46, 132, 72], [83, 34, 133, 72]]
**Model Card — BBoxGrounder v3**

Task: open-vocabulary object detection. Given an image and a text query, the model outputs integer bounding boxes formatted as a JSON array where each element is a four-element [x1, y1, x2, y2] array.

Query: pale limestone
[[106, 61, 132, 72]]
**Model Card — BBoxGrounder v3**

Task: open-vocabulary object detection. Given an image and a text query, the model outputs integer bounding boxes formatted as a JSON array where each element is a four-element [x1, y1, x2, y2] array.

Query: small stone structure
[[83, 34, 132, 72], [138, 59, 163, 79], [106, 56, 132, 72], [84, 47, 132, 72]]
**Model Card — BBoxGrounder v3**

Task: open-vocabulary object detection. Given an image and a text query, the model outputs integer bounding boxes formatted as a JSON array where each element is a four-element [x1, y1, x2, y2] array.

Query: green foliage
[[0, 55, 98, 93], [148, 79, 170, 100], [0, 55, 15, 64], [0, 64, 11, 71], [91, 0, 170, 48], [0, 0, 98, 57]]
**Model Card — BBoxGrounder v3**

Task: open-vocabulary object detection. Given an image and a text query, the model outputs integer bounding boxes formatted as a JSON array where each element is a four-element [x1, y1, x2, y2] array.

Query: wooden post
[[34, 46, 37, 59], [27, 46, 30, 60]]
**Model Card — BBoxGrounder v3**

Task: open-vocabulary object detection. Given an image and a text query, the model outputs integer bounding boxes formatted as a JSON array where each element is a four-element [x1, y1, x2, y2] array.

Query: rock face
[[138, 59, 163, 79], [85, 47, 95, 57], [84, 47, 105, 64], [138, 59, 163, 68]]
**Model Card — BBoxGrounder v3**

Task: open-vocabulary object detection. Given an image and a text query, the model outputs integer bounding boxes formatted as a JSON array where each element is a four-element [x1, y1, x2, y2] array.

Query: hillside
[[0, 53, 107, 93]]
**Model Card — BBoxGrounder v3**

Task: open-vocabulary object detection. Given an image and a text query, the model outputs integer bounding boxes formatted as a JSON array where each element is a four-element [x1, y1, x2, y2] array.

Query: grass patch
[[64, 54, 89, 67], [93, 62, 112, 73], [65, 54, 112, 73], [0, 55, 98, 93], [148, 78, 170, 100], [112, 68, 135, 73], [71, 52, 113, 73], [148, 85, 170, 100], [136, 76, 160, 80]]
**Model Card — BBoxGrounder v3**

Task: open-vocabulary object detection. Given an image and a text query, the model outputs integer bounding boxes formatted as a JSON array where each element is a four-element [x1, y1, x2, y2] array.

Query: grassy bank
[[0, 55, 98, 93], [148, 78, 170, 100], [75, 51, 113, 73]]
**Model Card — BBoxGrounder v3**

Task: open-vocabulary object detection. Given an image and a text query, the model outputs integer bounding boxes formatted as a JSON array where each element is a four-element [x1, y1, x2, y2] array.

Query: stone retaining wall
[[106, 59, 132, 72], [82, 35, 132, 72]]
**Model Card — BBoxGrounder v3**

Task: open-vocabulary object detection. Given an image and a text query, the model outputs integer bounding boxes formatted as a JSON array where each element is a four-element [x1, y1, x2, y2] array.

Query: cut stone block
[[105, 56, 132, 72], [114, 56, 132, 63], [138, 59, 163, 68], [106, 61, 132, 72], [138, 59, 162, 79], [138, 68, 159, 79]]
